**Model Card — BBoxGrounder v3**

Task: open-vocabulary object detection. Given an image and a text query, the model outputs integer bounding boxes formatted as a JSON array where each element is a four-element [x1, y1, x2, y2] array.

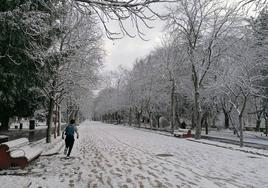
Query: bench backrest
[[178, 128, 190, 132], [0, 138, 29, 151], [0, 135, 8, 139]]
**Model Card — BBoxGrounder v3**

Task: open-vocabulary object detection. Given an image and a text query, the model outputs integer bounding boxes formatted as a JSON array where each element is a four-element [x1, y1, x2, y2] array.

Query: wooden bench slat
[[1, 138, 29, 150], [10, 145, 31, 158], [10, 145, 42, 161], [25, 148, 42, 162]]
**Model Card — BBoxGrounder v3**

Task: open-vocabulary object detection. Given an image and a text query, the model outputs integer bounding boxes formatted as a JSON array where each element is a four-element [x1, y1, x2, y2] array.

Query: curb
[[101, 122, 268, 157], [187, 138, 268, 157]]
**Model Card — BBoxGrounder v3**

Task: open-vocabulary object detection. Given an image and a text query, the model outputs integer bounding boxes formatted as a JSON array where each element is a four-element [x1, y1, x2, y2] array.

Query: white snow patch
[[0, 121, 267, 188]]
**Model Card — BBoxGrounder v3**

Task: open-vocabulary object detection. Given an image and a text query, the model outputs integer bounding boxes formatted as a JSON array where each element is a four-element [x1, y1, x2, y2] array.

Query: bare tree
[[165, 0, 241, 139], [210, 34, 265, 147], [43, 4, 103, 143], [240, 0, 267, 7], [154, 36, 189, 132], [69, 0, 172, 39]]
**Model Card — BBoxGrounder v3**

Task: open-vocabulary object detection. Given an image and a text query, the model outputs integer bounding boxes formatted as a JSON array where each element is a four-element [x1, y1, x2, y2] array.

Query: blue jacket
[[65, 124, 77, 136]]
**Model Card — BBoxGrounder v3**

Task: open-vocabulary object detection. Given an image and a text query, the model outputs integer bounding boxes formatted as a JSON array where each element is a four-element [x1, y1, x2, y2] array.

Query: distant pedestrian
[[62, 119, 79, 158], [181, 121, 186, 129]]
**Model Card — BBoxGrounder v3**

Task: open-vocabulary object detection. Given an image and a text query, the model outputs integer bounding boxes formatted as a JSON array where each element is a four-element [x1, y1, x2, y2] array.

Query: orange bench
[[0, 138, 42, 169], [174, 129, 192, 138]]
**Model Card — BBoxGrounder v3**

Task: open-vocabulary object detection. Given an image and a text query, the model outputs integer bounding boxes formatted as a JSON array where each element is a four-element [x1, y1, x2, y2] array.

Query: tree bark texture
[[191, 63, 202, 139], [239, 115, 244, 147], [171, 79, 176, 133], [256, 118, 261, 132], [128, 108, 132, 126], [265, 118, 268, 136], [223, 108, 230, 129], [239, 96, 248, 147], [57, 105, 61, 136], [46, 96, 55, 143], [194, 86, 202, 139]]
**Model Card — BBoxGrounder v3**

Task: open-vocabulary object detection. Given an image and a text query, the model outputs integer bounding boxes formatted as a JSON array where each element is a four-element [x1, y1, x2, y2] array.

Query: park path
[[29, 121, 209, 188], [1, 121, 268, 188]]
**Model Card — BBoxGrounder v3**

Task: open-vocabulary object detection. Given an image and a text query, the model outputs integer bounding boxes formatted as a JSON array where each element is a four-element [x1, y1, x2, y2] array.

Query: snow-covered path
[[1, 121, 268, 188]]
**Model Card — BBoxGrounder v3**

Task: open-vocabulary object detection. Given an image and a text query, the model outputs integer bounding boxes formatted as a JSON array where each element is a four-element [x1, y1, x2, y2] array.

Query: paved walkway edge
[[187, 138, 268, 157], [110, 123, 268, 157]]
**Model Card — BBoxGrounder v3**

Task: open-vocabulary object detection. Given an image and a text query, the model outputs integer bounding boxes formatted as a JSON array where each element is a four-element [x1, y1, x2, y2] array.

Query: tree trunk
[[137, 113, 141, 128], [265, 118, 268, 137], [149, 113, 153, 129], [119, 112, 121, 124], [46, 96, 55, 143], [74, 107, 79, 124], [0, 115, 9, 131], [239, 115, 244, 147], [191, 109, 195, 129], [201, 113, 209, 135], [157, 116, 160, 129], [194, 90, 202, 139], [256, 118, 261, 132], [222, 108, 230, 129], [66, 100, 69, 123], [54, 104, 58, 139], [128, 108, 132, 126], [238, 96, 247, 147], [171, 79, 175, 133], [175, 96, 181, 129], [205, 117, 208, 135], [190, 55, 202, 139], [70, 110, 75, 122], [105, 114, 107, 123], [57, 105, 61, 136]]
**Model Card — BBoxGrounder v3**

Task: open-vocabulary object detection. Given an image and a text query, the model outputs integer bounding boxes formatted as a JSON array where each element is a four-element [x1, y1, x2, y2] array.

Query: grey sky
[[103, 30, 163, 71], [102, 5, 167, 72], [100, 0, 256, 73]]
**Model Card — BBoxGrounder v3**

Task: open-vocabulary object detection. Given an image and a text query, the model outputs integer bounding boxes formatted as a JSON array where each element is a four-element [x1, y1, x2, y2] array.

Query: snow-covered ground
[[9, 120, 47, 130], [202, 129, 268, 145], [1, 121, 268, 188]]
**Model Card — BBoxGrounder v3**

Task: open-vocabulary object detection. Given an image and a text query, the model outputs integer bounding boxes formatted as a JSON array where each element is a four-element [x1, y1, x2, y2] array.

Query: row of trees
[[0, 0, 265, 143], [0, 0, 176, 142], [0, 1, 103, 143], [93, 0, 268, 146]]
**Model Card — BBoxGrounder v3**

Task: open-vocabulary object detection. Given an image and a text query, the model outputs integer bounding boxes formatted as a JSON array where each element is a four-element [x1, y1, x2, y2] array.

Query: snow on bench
[[0, 138, 42, 169], [3, 138, 29, 148], [173, 128, 192, 138], [0, 135, 8, 144]]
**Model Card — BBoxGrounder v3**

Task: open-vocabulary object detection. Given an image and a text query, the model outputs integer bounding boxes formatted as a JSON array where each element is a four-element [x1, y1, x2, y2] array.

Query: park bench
[[174, 128, 192, 138], [0, 138, 42, 169], [0, 135, 8, 144]]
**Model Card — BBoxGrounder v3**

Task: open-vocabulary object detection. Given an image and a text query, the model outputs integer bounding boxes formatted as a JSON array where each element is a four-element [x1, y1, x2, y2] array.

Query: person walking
[[62, 119, 79, 158]]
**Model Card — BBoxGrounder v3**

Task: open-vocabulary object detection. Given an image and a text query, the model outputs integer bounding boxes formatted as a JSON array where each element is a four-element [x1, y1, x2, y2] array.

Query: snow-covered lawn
[[202, 129, 268, 145], [9, 120, 47, 130], [1, 121, 268, 188]]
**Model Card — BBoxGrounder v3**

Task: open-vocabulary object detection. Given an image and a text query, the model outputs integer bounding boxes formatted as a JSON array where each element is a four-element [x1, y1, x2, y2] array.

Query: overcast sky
[[100, 0, 256, 73], [101, 5, 167, 73]]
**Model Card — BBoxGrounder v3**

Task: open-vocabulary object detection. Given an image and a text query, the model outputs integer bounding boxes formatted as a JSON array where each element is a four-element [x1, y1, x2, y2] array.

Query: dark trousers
[[65, 135, 75, 156]]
